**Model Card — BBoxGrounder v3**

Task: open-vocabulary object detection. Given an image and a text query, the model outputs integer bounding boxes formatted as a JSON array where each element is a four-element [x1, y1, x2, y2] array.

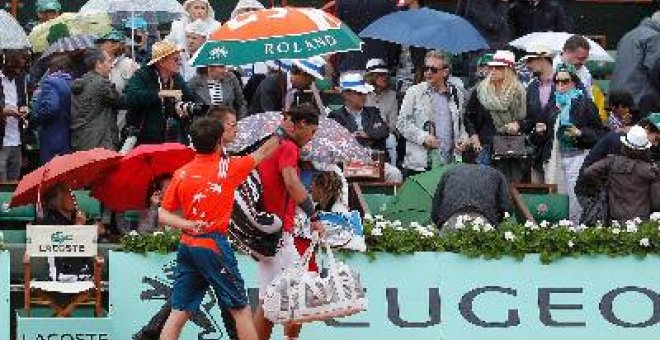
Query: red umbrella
[[10, 148, 122, 208], [91, 143, 195, 212]]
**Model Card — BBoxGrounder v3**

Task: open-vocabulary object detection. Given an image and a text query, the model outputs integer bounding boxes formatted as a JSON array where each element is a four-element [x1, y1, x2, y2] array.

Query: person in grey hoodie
[[70, 47, 122, 151], [611, 2, 660, 111]]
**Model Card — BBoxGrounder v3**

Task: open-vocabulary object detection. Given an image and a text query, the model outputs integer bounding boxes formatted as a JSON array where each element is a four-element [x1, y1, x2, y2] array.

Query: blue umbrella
[[40, 34, 97, 59], [359, 8, 488, 54]]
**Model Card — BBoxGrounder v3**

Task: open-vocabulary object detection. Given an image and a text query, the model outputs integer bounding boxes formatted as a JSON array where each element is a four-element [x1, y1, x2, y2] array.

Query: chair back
[[26, 225, 97, 258]]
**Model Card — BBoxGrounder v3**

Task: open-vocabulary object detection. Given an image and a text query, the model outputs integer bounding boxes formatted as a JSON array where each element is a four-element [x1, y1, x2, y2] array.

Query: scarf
[[476, 80, 526, 132], [555, 88, 583, 151]]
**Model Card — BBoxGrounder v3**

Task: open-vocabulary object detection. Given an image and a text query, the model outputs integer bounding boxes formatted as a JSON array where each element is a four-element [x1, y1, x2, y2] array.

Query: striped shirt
[[207, 80, 224, 106]]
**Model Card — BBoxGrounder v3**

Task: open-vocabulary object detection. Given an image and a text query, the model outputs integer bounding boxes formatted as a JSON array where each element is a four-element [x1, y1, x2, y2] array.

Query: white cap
[[365, 58, 389, 74], [621, 125, 651, 150], [340, 72, 374, 94], [291, 56, 326, 80], [521, 42, 554, 61], [487, 50, 516, 68]]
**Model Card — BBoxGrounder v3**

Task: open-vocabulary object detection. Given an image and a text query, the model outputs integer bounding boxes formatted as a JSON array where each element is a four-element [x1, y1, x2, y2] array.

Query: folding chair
[[23, 225, 103, 317]]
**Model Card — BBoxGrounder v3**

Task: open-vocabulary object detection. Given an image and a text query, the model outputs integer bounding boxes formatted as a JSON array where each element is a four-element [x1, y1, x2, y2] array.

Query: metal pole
[[131, 10, 136, 61]]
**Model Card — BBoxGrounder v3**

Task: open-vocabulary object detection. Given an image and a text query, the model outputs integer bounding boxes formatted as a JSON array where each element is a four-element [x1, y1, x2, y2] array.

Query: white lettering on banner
[[26, 225, 97, 258], [264, 36, 338, 56], [23, 333, 109, 340]]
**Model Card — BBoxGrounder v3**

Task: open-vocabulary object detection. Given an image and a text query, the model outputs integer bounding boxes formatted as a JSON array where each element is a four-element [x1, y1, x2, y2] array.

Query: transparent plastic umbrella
[[79, 0, 185, 24], [0, 10, 29, 49]]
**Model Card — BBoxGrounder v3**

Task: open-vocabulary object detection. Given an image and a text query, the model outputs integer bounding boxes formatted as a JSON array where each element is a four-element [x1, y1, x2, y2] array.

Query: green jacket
[[124, 65, 195, 144]]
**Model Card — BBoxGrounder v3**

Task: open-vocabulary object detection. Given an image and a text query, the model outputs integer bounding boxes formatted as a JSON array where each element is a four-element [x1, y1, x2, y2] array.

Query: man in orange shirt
[[158, 117, 280, 340]]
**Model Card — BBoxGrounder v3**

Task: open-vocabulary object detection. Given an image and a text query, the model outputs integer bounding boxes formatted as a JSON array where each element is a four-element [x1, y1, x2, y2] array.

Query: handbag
[[263, 238, 367, 324], [228, 170, 282, 260], [492, 134, 528, 159]]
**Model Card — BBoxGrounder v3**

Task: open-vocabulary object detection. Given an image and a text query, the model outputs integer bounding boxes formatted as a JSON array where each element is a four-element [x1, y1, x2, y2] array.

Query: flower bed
[[120, 213, 660, 264]]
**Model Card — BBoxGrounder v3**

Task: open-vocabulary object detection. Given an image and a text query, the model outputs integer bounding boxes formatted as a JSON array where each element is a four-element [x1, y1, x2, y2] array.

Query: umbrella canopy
[[382, 164, 458, 226], [191, 7, 362, 67], [359, 8, 488, 54], [10, 148, 122, 208], [79, 0, 185, 24], [28, 13, 112, 53], [509, 32, 614, 62], [91, 143, 195, 212], [40, 34, 97, 59], [227, 111, 371, 164], [0, 10, 30, 49]]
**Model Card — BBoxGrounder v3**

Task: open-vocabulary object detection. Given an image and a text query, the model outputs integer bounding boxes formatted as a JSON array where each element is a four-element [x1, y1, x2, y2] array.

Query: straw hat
[[340, 73, 374, 94], [147, 40, 183, 66], [487, 50, 516, 68], [620, 125, 651, 150]]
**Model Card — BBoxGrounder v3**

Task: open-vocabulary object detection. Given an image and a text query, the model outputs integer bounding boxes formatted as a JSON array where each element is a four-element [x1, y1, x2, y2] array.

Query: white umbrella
[[0, 10, 30, 49], [509, 32, 614, 62]]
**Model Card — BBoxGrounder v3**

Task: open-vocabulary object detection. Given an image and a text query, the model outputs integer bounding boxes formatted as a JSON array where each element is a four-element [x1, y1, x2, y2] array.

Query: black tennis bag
[[228, 170, 282, 260]]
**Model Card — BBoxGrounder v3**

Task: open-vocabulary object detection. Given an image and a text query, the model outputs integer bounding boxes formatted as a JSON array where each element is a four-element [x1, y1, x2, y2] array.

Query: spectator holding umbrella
[[70, 47, 123, 152], [32, 55, 73, 164]]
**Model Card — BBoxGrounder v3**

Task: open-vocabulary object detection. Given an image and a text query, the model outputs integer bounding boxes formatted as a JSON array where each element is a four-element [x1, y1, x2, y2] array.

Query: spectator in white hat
[[180, 19, 210, 81], [365, 58, 399, 165], [166, 0, 220, 52], [330, 72, 403, 183], [464, 50, 527, 182], [397, 50, 468, 178], [583, 125, 660, 222]]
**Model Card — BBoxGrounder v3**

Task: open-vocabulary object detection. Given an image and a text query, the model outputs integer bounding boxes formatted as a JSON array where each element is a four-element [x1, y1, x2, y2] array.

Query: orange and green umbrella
[[191, 7, 362, 67]]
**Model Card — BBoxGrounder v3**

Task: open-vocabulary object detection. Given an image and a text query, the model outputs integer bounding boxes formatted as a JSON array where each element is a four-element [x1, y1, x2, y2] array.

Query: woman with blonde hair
[[465, 50, 527, 181]]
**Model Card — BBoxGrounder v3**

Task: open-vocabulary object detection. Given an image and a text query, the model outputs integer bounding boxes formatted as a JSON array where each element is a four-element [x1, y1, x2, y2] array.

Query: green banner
[[192, 25, 361, 67], [0, 251, 8, 340], [108, 251, 660, 339]]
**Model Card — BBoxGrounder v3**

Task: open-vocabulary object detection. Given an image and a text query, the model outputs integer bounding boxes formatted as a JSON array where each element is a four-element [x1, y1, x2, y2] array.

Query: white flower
[[640, 238, 651, 247], [568, 240, 575, 248], [504, 231, 516, 241], [483, 224, 495, 232], [651, 212, 660, 222], [471, 224, 481, 232], [473, 217, 485, 226], [559, 219, 573, 227], [625, 221, 638, 233], [460, 214, 473, 222], [633, 217, 643, 224], [375, 221, 388, 230], [129, 230, 139, 236], [524, 220, 536, 229], [612, 220, 621, 229], [454, 221, 465, 230], [504, 212, 511, 219], [374, 214, 384, 220], [540, 220, 550, 229], [410, 221, 422, 229], [568, 226, 577, 233], [392, 220, 402, 227], [577, 224, 587, 232], [370, 227, 382, 236], [612, 228, 621, 235], [153, 231, 164, 236], [394, 226, 405, 231], [364, 213, 373, 222]]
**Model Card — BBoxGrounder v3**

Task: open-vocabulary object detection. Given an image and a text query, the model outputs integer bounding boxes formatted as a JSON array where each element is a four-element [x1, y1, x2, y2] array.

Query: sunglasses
[[424, 65, 447, 74], [555, 78, 572, 85]]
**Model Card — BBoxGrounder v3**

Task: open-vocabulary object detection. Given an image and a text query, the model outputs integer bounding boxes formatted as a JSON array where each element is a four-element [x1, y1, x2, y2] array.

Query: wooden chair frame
[[509, 183, 558, 223]]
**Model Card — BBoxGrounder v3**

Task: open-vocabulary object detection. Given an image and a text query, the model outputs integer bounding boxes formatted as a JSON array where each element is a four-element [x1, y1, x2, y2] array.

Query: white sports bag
[[263, 238, 367, 324]]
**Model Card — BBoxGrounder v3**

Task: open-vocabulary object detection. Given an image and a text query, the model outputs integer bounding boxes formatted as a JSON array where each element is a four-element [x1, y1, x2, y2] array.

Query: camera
[[175, 102, 210, 118]]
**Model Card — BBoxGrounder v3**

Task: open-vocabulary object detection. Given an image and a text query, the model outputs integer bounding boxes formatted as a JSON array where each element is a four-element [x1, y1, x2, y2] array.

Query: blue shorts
[[172, 232, 248, 312]]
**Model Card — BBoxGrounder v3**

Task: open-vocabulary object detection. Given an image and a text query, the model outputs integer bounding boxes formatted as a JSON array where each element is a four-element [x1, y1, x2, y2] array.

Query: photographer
[[124, 41, 197, 146]]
